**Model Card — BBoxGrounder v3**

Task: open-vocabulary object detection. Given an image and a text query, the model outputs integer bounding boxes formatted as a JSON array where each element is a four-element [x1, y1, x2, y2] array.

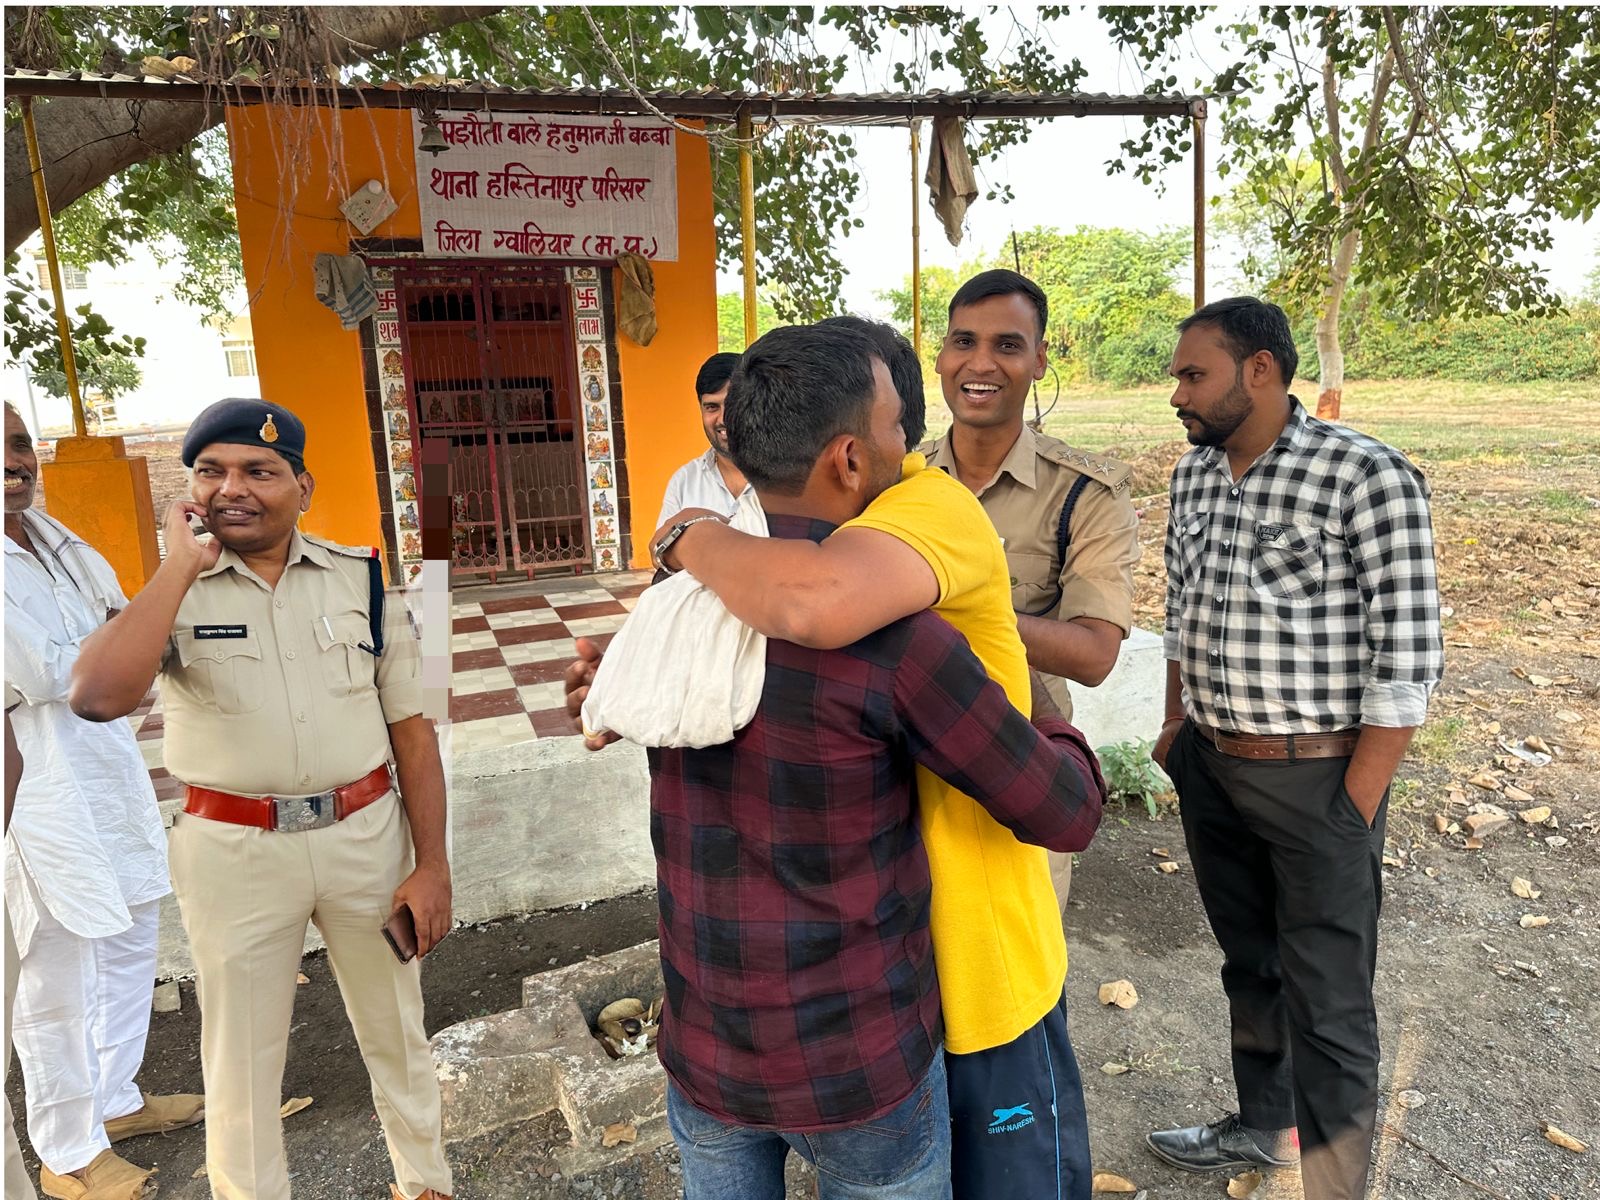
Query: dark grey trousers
[[1166, 719, 1388, 1200]]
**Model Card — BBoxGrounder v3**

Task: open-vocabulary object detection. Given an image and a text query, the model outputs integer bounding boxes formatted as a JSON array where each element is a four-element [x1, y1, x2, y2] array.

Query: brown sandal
[[39, 1150, 157, 1200], [103, 1092, 205, 1142]]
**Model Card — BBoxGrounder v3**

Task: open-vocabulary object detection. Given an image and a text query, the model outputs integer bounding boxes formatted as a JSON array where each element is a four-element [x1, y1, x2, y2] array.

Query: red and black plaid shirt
[[649, 514, 1106, 1132]]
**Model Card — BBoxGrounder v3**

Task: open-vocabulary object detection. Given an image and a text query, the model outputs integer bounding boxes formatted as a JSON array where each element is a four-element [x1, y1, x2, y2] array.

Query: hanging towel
[[313, 252, 378, 330], [924, 116, 979, 246], [581, 492, 768, 748], [615, 251, 658, 346]]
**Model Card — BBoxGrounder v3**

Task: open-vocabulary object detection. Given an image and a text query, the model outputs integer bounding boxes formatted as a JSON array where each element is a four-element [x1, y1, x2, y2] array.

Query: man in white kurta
[[4, 403, 202, 1200], [653, 352, 751, 529]]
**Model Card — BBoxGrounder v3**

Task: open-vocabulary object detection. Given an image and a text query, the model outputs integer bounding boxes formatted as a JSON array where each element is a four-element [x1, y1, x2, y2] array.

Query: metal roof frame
[[2, 68, 1204, 124]]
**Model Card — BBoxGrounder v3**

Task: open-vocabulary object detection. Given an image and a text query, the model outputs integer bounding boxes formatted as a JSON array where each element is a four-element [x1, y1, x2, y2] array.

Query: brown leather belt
[[184, 764, 393, 832], [1195, 725, 1359, 761]]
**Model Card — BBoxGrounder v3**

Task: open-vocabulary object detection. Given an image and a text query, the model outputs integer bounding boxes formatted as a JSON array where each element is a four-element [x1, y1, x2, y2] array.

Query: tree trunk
[[1315, 225, 1359, 420], [1312, 15, 1394, 424], [4, 6, 496, 256]]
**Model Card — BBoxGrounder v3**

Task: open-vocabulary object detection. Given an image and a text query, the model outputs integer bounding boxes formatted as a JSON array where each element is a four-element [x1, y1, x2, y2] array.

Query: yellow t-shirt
[[840, 453, 1068, 1054]]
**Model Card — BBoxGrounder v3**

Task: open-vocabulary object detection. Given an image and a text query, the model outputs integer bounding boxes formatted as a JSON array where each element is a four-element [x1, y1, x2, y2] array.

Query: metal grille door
[[395, 265, 589, 582]]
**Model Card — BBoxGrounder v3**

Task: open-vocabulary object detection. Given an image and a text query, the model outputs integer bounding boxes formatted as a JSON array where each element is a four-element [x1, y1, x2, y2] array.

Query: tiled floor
[[129, 691, 185, 806], [449, 570, 650, 750], [129, 569, 654, 801]]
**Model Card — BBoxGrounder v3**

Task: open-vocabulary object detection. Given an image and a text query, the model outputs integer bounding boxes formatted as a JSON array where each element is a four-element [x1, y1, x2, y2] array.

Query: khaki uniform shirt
[[158, 531, 422, 796], [922, 425, 1140, 718]]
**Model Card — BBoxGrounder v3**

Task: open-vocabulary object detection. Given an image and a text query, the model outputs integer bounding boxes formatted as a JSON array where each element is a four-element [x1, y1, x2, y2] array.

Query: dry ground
[[10, 382, 1599, 1198]]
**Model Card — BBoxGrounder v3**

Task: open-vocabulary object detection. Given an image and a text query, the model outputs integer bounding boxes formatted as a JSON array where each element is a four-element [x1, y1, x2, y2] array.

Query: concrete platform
[[450, 736, 654, 923], [432, 940, 668, 1174], [1064, 625, 1167, 751]]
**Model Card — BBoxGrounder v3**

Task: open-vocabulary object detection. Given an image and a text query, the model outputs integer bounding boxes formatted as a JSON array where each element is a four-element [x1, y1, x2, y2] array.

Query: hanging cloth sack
[[924, 116, 978, 246], [615, 251, 658, 346], [313, 252, 378, 330]]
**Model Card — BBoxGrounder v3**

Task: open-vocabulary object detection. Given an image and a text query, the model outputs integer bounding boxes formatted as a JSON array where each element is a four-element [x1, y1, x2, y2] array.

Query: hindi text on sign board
[[416, 113, 678, 261]]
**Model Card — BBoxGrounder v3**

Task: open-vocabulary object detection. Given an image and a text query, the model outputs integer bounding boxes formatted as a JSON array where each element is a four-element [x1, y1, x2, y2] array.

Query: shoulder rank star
[[260, 413, 279, 443]]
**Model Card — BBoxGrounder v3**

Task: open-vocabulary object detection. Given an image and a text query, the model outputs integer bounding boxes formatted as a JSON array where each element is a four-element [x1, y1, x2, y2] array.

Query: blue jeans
[[666, 1049, 952, 1200]]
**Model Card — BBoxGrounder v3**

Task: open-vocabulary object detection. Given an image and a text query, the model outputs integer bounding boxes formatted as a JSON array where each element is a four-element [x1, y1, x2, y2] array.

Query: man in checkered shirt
[[1145, 298, 1443, 1199]]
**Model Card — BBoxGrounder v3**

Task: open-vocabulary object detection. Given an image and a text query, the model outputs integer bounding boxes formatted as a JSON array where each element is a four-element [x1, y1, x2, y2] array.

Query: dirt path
[[9, 798, 1592, 1200]]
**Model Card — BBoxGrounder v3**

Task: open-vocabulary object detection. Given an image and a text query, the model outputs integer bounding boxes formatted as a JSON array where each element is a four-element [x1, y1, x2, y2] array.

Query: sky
[[714, 7, 1597, 317]]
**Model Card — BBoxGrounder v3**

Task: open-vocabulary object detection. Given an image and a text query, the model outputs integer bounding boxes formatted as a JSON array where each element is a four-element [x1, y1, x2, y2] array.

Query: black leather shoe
[[1146, 1112, 1298, 1173]]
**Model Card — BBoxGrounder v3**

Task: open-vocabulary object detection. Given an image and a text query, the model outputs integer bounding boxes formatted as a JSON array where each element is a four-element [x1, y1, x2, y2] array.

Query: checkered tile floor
[[125, 570, 653, 806], [449, 570, 650, 750], [128, 691, 184, 811]]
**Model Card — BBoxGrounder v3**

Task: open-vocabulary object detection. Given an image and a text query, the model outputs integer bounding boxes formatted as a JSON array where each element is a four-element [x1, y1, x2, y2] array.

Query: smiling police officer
[[70, 399, 452, 1200]]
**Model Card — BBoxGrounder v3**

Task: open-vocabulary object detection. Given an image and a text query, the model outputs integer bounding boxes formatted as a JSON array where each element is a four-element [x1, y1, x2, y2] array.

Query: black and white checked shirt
[[1163, 399, 1444, 734]]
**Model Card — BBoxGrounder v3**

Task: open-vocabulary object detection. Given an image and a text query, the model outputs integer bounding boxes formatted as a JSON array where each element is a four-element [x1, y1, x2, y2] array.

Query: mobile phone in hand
[[381, 905, 418, 964]]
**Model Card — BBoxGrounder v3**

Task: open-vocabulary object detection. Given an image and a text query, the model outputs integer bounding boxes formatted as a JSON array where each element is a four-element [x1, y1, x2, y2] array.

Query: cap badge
[[260, 414, 279, 443]]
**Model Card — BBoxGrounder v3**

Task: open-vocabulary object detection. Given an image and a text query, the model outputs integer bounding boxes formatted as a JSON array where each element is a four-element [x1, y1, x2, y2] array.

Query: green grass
[[1538, 488, 1595, 522], [1410, 714, 1471, 766], [918, 375, 1600, 466]]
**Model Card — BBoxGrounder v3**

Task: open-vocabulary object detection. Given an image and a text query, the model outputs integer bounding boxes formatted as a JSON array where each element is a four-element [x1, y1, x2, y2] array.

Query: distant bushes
[[1296, 305, 1600, 382], [884, 225, 1600, 387], [1090, 301, 1600, 388]]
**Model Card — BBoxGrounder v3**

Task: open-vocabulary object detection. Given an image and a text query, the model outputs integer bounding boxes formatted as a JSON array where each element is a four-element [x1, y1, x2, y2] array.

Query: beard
[[4, 473, 35, 513], [864, 448, 905, 503], [1179, 377, 1253, 447]]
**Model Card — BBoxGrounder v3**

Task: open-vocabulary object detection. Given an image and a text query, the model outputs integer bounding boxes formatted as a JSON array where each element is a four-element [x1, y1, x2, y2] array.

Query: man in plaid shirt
[[572, 323, 1106, 1198], [1147, 298, 1443, 1199]]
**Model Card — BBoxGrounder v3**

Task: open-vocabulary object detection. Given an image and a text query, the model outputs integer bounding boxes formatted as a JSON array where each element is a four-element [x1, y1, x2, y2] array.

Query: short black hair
[[948, 268, 1048, 340], [694, 352, 741, 399], [724, 324, 881, 495], [816, 315, 925, 447], [1178, 297, 1299, 386]]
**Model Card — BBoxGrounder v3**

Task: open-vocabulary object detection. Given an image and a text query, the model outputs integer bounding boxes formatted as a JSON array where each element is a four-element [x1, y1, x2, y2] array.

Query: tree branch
[[4, 5, 496, 255], [1320, 8, 1354, 194]]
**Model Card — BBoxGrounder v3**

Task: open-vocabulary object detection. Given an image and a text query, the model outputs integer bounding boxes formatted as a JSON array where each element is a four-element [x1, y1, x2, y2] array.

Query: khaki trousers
[[1048, 850, 1074, 921], [169, 792, 451, 1200], [5, 911, 38, 1200], [1042, 674, 1076, 922]]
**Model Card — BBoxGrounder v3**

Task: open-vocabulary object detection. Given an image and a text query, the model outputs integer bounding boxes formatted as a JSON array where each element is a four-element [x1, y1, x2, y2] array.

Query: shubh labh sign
[[414, 111, 679, 261]]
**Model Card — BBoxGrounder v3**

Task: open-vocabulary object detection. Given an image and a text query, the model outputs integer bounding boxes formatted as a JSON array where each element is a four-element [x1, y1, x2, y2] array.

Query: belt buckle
[[273, 792, 338, 833]]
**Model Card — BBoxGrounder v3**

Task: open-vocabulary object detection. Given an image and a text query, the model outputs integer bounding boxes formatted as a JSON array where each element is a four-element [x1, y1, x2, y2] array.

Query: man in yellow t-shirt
[[645, 317, 1100, 1199]]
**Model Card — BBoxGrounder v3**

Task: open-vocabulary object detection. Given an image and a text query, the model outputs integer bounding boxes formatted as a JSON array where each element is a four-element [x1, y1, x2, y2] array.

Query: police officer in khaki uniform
[[70, 400, 452, 1200], [923, 270, 1140, 911]]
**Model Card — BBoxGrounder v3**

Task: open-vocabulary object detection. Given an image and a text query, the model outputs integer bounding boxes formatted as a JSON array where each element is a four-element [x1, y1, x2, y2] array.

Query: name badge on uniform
[[193, 624, 248, 639]]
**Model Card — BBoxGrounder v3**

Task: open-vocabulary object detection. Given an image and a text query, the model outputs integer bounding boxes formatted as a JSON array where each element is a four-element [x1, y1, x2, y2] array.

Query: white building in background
[[3, 237, 258, 437]]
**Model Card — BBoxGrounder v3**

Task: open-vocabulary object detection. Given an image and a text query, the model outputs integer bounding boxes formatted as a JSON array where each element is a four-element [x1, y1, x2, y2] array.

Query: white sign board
[[414, 112, 678, 261]]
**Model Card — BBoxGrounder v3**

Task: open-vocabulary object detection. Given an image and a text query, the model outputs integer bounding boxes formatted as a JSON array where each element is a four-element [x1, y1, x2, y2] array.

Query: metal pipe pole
[[1192, 106, 1207, 311], [20, 97, 87, 437], [738, 108, 758, 347], [910, 122, 922, 358]]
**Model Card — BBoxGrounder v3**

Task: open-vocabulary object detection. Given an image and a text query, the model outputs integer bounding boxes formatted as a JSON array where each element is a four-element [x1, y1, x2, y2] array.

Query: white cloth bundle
[[581, 492, 768, 748]]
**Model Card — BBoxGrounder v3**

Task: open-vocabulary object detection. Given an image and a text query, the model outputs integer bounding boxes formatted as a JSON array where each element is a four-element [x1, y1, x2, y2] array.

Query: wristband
[[652, 514, 723, 574]]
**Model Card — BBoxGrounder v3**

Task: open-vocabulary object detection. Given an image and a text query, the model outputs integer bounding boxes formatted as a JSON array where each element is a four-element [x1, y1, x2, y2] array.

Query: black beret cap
[[182, 398, 307, 472]]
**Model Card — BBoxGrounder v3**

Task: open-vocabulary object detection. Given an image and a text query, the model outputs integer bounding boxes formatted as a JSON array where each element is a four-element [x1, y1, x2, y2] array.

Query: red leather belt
[[184, 764, 393, 832], [1195, 725, 1359, 761]]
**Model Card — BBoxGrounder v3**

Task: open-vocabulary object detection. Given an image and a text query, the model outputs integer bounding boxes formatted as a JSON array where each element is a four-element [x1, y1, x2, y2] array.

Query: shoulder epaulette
[[1034, 435, 1135, 496], [303, 533, 377, 560]]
